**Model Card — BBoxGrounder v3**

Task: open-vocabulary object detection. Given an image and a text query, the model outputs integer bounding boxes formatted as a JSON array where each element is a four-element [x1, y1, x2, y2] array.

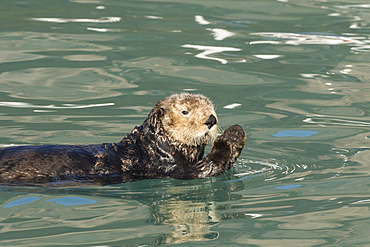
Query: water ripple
[[0, 102, 114, 109], [304, 117, 370, 127], [249, 32, 367, 45], [182, 44, 243, 64], [30, 17, 121, 23]]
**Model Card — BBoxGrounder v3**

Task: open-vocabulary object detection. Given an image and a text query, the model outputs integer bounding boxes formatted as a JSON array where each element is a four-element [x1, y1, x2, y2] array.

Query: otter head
[[144, 93, 218, 146]]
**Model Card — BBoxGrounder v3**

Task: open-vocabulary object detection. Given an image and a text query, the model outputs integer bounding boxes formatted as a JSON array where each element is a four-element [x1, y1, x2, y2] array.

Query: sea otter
[[0, 93, 245, 185]]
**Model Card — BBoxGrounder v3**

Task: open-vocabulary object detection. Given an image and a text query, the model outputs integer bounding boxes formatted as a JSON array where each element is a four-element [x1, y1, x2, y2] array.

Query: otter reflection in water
[[141, 178, 246, 245], [0, 93, 246, 184]]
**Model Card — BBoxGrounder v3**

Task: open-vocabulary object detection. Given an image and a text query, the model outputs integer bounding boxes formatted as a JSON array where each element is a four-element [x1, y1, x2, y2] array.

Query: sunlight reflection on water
[[1, 0, 370, 245]]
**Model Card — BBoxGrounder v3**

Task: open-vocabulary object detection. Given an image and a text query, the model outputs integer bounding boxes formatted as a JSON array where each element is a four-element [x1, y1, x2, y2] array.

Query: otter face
[[157, 93, 218, 146]]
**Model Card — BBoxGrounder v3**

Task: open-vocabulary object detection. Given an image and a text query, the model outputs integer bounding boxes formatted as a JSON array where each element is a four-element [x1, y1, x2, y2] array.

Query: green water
[[1, 0, 370, 246]]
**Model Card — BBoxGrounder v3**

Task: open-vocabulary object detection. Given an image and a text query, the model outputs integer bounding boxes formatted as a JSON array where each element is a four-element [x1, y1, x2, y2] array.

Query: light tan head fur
[[145, 93, 218, 146]]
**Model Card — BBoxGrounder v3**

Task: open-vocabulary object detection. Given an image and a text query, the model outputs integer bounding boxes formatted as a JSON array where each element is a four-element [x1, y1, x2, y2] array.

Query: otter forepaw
[[198, 125, 246, 177], [212, 135, 233, 151], [211, 125, 246, 157], [221, 124, 246, 148]]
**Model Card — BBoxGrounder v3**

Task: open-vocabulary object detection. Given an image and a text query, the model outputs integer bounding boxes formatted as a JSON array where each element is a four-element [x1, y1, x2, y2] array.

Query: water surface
[[1, 0, 370, 246]]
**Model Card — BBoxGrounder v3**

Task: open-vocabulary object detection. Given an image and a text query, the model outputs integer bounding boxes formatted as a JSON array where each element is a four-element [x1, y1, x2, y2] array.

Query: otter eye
[[181, 110, 189, 115]]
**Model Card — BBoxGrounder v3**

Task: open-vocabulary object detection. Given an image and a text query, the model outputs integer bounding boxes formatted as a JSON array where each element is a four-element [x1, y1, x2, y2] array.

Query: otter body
[[0, 93, 245, 185]]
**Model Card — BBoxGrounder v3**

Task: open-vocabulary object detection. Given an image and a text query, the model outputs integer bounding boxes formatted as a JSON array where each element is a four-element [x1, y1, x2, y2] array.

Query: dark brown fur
[[0, 94, 245, 185]]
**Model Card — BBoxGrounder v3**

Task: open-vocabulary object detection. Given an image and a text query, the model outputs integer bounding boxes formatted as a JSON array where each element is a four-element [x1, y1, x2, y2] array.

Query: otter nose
[[205, 114, 217, 129]]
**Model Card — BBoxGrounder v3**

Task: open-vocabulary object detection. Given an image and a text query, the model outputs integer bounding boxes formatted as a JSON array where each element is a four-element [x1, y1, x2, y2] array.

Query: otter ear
[[143, 106, 165, 132], [157, 107, 165, 118]]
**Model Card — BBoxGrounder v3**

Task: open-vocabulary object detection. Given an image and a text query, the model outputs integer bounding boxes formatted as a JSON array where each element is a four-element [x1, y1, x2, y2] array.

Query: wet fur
[[0, 93, 245, 185]]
